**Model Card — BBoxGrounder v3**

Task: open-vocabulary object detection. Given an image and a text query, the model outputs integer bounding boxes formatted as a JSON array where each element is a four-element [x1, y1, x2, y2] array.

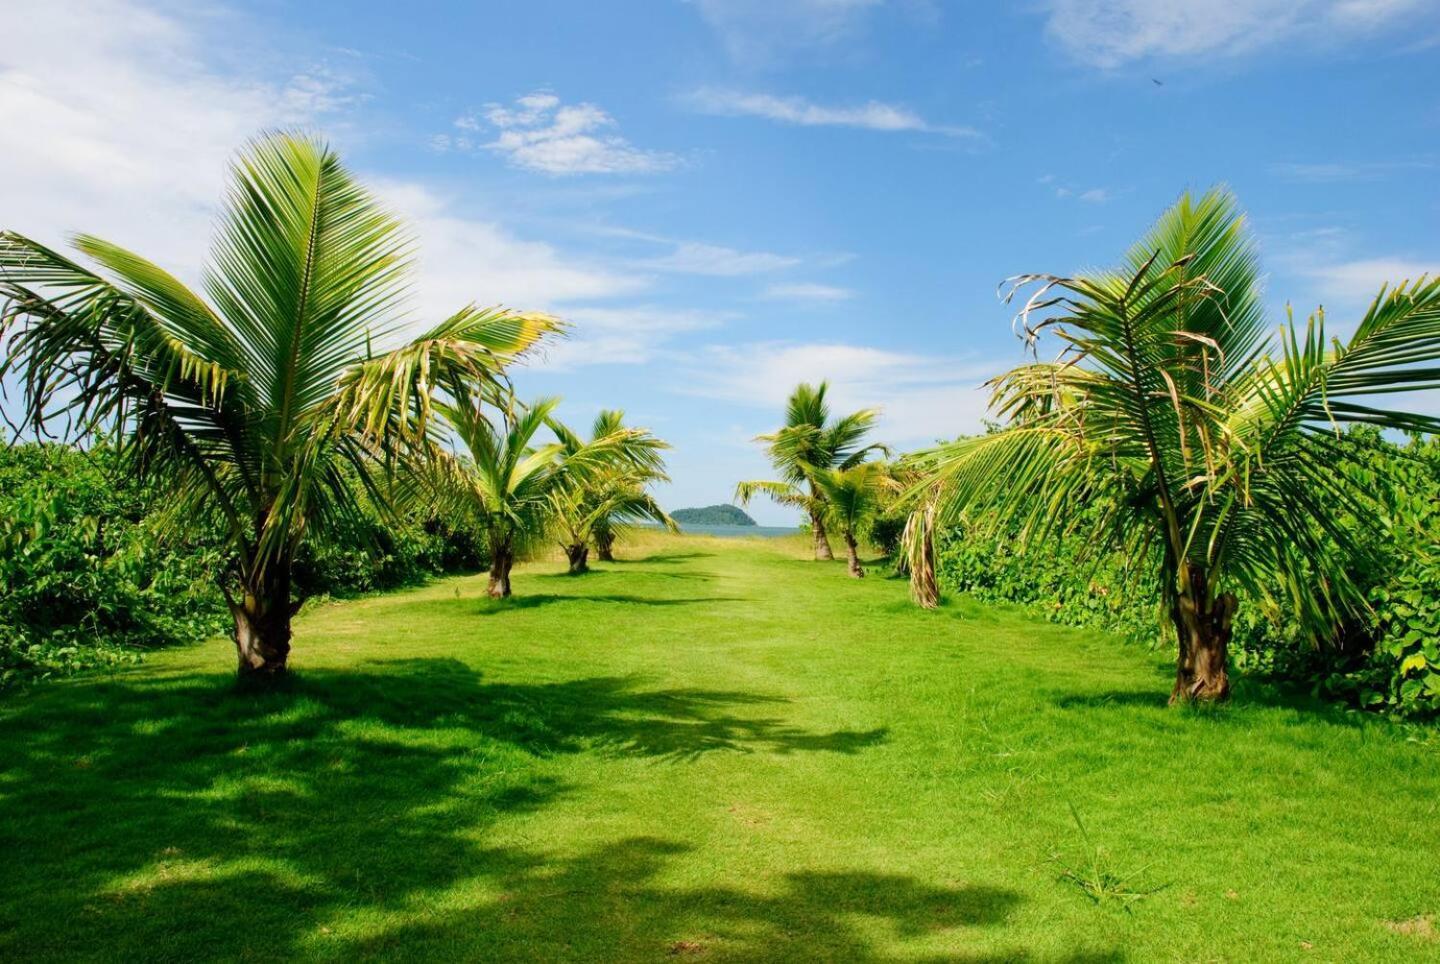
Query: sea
[[638, 523, 801, 539]]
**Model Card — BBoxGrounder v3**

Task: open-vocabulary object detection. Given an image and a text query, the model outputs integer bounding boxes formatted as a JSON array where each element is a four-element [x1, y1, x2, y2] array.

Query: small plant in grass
[[1051, 803, 1167, 912]]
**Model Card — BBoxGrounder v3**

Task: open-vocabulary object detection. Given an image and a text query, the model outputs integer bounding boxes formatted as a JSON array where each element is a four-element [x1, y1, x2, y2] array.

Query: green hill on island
[[671, 504, 757, 526]]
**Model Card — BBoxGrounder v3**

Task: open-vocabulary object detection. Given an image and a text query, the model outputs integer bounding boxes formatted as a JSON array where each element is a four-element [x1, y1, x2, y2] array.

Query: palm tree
[[0, 133, 557, 678], [426, 395, 630, 596], [809, 462, 890, 577], [909, 188, 1440, 702], [735, 382, 886, 560], [549, 410, 675, 573]]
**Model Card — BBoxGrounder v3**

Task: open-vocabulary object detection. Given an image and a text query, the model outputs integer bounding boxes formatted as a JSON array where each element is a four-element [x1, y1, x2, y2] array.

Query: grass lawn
[[2, 534, 1438, 962]]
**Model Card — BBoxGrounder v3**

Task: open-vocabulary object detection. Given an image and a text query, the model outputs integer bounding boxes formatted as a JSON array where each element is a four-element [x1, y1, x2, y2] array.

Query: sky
[[3, 0, 1439, 524]]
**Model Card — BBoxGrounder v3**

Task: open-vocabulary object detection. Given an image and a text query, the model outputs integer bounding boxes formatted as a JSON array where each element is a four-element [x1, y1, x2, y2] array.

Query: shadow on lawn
[[1053, 660, 1375, 724], [0, 659, 890, 960], [534, 566, 716, 583], [479, 593, 746, 613], [629, 550, 714, 564], [336, 835, 1114, 962]]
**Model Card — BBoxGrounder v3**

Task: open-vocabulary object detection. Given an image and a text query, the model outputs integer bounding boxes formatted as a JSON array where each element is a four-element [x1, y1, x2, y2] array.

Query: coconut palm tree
[[909, 188, 1440, 703], [426, 395, 636, 596], [809, 462, 891, 577], [551, 475, 678, 573], [549, 410, 675, 573], [0, 133, 557, 678], [735, 382, 886, 560]]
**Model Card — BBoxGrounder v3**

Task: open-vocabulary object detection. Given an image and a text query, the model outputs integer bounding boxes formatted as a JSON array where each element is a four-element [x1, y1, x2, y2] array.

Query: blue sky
[[4, 0, 1439, 523]]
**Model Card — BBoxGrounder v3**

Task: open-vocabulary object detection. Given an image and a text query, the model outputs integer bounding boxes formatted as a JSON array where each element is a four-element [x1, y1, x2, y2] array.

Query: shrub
[[0, 442, 490, 687], [0, 443, 228, 685]]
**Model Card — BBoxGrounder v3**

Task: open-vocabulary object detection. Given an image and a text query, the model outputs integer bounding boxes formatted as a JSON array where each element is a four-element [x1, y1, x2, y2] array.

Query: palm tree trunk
[[227, 561, 295, 678], [565, 543, 590, 574], [810, 509, 835, 561], [1169, 563, 1235, 703], [595, 530, 616, 562], [844, 531, 864, 578], [488, 539, 514, 598]]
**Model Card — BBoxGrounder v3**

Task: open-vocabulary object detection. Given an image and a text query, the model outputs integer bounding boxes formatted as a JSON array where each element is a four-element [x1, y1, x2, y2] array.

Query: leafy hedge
[[0, 442, 488, 687], [934, 429, 1440, 717]]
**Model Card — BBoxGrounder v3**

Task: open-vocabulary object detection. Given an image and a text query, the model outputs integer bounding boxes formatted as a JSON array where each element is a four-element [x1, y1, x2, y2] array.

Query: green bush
[[0, 442, 489, 687], [0, 444, 228, 686]]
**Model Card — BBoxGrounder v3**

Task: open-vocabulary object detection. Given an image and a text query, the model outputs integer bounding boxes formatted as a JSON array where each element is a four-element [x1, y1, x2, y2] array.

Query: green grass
[[2, 534, 1438, 961]]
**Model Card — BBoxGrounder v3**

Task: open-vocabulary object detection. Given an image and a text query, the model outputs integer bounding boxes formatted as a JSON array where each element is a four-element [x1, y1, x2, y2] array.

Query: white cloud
[[643, 241, 801, 276], [534, 306, 730, 370], [679, 341, 999, 444], [1269, 159, 1434, 183], [1040, 176, 1114, 203], [691, 0, 885, 63], [1305, 258, 1440, 307], [761, 282, 855, 303], [1270, 226, 1439, 315], [1044, 0, 1427, 67], [683, 88, 977, 137], [447, 91, 679, 176], [0, 1, 650, 350], [372, 181, 649, 327], [0, 0, 354, 277]]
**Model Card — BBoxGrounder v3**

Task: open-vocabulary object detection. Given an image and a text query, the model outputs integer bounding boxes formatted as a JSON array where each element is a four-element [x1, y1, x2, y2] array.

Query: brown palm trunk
[[595, 530, 616, 562], [488, 542, 514, 598], [811, 509, 835, 561], [844, 532, 864, 578], [565, 543, 590, 574], [1169, 563, 1234, 703], [227, 562, 295, 678]]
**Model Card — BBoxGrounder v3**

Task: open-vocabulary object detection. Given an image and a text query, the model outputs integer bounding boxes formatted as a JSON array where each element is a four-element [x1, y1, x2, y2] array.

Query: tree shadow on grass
[[0, 659, 888, 960], [532, 567, 715, 583], [629, 550, 714, 564], [1053, 676, 1377, 728], [477, 593, 747, 613], [337, 835, 1093, 962]]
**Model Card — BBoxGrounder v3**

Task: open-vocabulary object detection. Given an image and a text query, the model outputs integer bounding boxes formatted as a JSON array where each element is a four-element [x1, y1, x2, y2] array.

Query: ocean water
[[642, 523, 801, 539]]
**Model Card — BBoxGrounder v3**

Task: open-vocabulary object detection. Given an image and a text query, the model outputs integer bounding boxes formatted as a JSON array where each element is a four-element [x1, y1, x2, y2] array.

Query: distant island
[[671, 504, 757, 526]]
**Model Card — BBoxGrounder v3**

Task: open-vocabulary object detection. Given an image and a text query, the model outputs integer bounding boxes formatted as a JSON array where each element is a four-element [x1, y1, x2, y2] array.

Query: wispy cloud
[[535, 306, 730, 370], [0, 0, 356, 277], [642, 241, 801, 276], [690, 0, 886, 64], [1044, 0, 1429, 67], [437, 91, 680, 176], [761, 282, 855, 303], [683, 87, 978, 137], [1270, 227, 1439, 316], [1305, 257, 1440, 306], [0, 2, 650, 345], [1039, 175, 1114, 203], [679, 341, 1000, 444], [371, 181, 648, 325], [1268, 159, 1435, 183]]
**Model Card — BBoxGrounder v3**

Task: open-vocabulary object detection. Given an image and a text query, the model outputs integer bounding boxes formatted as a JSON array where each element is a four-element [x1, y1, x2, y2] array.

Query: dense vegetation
[[0, 441, 487, 687], [671, 504, 756, 526]]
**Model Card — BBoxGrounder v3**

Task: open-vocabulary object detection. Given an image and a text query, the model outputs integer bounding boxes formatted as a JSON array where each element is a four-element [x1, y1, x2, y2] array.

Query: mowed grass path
[[2, 535, 1438, 962]]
